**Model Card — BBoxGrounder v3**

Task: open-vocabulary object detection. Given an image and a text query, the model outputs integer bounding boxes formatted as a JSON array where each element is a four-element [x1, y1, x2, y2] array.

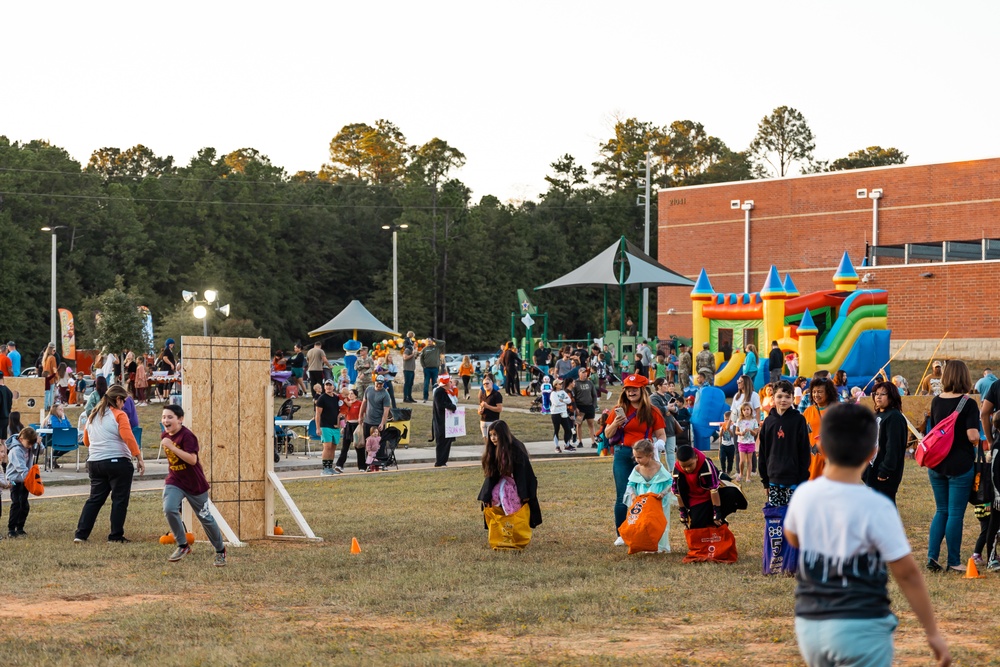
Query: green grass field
[[0, 456, 995, 666]]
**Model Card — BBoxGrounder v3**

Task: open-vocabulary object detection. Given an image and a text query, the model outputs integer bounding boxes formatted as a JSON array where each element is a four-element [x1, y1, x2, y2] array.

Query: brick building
[[657, 158, 1000, 359]]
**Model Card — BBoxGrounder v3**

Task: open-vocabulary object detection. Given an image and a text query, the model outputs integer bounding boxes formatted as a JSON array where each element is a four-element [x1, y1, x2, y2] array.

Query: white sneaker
[[613, 536, 625, 547]]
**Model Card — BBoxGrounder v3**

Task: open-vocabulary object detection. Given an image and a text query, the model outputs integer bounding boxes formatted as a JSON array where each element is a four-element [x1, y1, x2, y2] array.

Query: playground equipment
[[690, 252, 890, 396]]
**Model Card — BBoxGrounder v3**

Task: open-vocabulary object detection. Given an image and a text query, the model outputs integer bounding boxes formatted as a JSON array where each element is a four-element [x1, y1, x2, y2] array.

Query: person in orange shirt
[[42, 344, 58, 410], [803, 378, 838, 480], [458, 355, 474, 399], [0, 349, 12, 379]]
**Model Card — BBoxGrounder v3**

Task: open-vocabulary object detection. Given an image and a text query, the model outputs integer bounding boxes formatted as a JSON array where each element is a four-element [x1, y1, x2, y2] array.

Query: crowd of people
[[476, 349, 971, 666]]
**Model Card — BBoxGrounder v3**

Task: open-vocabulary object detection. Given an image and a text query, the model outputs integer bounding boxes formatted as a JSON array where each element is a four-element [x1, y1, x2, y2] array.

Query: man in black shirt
[[314, 380, 342, 476], [768, 341, 784, 384]]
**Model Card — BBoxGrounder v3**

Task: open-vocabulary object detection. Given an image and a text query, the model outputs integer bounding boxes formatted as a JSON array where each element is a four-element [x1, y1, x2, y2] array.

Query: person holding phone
[[604, 374, 667, 546]]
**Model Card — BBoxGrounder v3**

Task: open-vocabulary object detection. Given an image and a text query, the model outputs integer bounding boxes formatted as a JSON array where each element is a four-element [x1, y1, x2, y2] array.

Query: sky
[[4, 1, 999, 203]]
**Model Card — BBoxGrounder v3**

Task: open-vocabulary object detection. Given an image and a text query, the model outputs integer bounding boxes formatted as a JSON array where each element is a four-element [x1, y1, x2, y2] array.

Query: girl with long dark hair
[[865, 380, 908, 504], [477, 421, 541, 528]]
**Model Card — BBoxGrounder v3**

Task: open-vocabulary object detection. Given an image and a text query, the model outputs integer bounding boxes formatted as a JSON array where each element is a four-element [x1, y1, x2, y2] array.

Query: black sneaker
[[564, 445, 576, 452], [108, 537, 132, 544], [15, 530, 26, 537], [926, 558, 943, 573], [6, 532, 16, 539]]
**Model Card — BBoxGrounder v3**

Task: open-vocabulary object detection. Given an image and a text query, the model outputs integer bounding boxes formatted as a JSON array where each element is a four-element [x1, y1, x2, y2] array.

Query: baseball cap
[[323, 379, 335, 385], [622, 374, 649, 388], [375, 374, 386, 383], [932, 360, 942, 368], [6, 341, 13, 347]]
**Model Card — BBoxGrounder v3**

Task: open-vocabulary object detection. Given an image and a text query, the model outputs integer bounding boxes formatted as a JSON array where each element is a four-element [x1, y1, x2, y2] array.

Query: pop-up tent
[[535, 235, 694, 337], [308, 300, 399, 339]]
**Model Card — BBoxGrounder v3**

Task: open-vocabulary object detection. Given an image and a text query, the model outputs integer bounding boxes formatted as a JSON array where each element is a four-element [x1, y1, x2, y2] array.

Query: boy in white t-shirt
[[784, 403, 950, 667]]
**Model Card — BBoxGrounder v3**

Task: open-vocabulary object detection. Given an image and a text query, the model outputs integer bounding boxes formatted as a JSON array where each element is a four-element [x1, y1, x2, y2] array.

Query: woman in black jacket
[[865, 380, 908, 504], [477, 420, 542, 529]]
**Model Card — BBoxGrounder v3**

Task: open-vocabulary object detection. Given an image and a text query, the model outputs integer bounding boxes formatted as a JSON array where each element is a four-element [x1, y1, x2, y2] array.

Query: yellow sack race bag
[[484, 504, 532, 550]]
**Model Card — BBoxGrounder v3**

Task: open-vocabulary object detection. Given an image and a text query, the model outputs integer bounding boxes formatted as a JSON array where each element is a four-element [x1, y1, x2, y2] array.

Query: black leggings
[[551, 414, 573, 444], [984, 508, 1000, 563], [8, 483, 29, 533], [336, 422, 364, 470], [462, 376, 471, 396]]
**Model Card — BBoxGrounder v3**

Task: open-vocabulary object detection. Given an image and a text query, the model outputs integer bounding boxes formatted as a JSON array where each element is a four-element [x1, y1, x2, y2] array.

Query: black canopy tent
[[535, 236, 694, 357]]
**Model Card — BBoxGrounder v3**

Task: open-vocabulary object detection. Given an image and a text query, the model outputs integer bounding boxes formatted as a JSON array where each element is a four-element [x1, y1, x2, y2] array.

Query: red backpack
[[916, 395, 968, 468]]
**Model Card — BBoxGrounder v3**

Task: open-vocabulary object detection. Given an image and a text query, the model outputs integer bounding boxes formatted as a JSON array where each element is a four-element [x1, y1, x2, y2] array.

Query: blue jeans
[[795, 615, 897, 667], [422, 367, 438, 401], [927, 466, 974, 567], [613, 445, 636, 533], [402, 370, 415, 401]]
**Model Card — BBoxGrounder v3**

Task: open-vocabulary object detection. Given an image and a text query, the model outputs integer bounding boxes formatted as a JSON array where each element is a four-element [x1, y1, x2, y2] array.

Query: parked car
[[444, 354, 463, 375]]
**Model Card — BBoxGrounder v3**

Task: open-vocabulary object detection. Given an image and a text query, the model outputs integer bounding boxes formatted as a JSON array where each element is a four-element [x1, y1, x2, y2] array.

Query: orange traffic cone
[[350, 537, 362, 554], [965, 557, 982, 579]]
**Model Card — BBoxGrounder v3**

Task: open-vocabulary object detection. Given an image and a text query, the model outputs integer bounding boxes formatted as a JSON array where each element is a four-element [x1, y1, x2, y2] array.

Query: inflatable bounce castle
[[690, 252, 890, 396]]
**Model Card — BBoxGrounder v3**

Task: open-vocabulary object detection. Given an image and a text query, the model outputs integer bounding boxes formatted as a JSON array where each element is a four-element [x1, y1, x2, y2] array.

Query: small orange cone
[[350, 537, 362, 554], [965, 558, 982, 579]]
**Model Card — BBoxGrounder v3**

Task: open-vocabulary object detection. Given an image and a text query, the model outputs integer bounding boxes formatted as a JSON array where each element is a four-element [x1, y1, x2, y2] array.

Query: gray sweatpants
[[163, 484, 224, 552]]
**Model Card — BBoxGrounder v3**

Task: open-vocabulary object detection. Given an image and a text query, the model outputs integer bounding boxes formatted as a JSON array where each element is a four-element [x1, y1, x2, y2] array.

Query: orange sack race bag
[[24, 464, 44, 496], [682, 524, 738, 563], [618, 493, 667, 554]]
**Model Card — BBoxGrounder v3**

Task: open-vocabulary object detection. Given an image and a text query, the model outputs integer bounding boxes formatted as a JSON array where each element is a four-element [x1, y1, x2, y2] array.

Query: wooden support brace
[[266, 470, 322, 541], [181, 498, 248, 547]]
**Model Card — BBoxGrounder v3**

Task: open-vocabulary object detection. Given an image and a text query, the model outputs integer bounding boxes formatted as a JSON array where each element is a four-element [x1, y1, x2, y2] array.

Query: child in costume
[[540, 375, 553, 415], [624, 439, 671, 552]]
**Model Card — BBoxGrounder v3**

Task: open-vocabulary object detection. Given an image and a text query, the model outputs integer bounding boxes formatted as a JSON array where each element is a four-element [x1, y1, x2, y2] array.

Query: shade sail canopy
[[308, 300, 399, 337], [535, 237, 695, 290]]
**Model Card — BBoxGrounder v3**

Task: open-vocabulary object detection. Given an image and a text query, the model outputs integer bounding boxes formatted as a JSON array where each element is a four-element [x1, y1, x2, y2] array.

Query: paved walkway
[[36, 440, 602, 498]]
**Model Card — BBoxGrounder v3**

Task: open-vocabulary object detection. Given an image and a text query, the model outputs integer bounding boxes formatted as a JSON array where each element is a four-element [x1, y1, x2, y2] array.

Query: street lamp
[[40, 225, 66, 349], [183, 290, 230, 336], [381, 223, 409, 332], [729, 200, 755, 293]]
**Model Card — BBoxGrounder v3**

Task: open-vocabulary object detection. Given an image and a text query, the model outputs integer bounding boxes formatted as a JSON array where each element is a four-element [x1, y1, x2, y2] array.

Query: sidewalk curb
[[41, 448, 601, 487]]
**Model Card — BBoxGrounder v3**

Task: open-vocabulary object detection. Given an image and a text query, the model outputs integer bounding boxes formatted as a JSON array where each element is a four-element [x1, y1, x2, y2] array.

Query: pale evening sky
[[4, 1, 998, 203]]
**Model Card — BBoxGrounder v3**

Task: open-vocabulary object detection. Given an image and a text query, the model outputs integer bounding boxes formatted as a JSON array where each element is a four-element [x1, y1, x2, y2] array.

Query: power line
[[0, 188, 651, 211]]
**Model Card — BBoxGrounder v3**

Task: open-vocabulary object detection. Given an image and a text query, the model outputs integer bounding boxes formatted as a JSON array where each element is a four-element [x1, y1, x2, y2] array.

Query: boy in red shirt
[[160, 404, 227, 566]]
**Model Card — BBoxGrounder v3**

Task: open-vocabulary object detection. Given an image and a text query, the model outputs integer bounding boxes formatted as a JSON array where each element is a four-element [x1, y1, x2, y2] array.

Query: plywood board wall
[[6, 377, 46, 423], [182, 336, 271, 541]]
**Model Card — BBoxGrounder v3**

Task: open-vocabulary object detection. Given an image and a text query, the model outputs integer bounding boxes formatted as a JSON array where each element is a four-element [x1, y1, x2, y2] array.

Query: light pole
[[40, 225, 66, 348], [734, 200, 754, 293], [381, 223, 409, 332], [636, 151, 652, 340], [182, 290, 230, 336]]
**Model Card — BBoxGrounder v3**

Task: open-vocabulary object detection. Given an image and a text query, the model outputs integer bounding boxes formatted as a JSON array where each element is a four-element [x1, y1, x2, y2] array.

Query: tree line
[[0, 107, 905, 357]]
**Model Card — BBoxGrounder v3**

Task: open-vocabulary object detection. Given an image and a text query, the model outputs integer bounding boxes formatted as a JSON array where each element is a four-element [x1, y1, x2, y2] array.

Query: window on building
[[869, 238, 1000, 266]]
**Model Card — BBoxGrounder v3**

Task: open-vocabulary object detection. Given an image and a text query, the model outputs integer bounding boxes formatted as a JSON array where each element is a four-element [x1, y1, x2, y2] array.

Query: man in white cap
[[359, 374, 392, 447], [918, 361, 944, 396]]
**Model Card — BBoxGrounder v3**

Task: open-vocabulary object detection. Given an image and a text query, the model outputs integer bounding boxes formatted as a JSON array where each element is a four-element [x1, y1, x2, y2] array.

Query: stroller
[[273, 399, 300, 463], [526, 365, 544, 396], [529, 395, 543, 413], [371, 425, 402, 471]]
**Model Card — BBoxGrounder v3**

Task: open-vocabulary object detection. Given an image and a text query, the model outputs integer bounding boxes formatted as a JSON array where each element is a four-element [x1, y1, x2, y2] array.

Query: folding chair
[[48, 427, 81, 472]]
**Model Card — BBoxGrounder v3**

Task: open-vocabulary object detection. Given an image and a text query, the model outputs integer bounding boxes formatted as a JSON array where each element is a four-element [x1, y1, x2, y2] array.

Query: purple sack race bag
[[762, 504, 798, 576]]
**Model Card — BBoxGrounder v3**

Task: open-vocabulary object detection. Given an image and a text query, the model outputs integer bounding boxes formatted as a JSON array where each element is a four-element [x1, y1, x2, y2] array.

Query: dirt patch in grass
[[0, 594, 170, 621]]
